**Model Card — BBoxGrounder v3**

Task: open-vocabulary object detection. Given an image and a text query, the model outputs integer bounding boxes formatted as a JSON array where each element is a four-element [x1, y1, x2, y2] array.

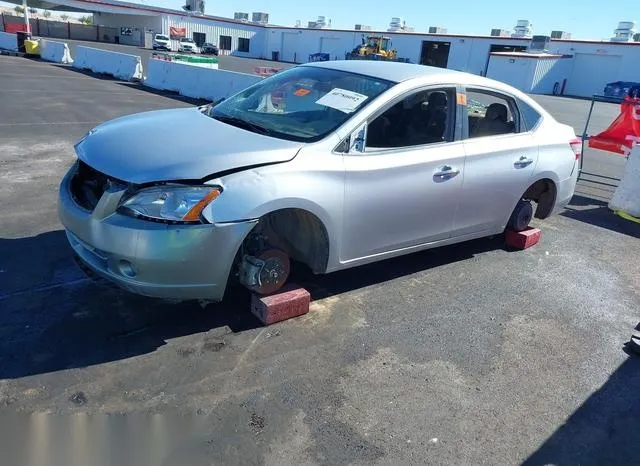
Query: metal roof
[[0, 0, 276, 24]]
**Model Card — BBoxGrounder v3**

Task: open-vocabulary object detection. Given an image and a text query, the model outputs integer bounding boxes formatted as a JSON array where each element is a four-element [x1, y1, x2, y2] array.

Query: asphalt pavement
[[1, 55, 639, 465]]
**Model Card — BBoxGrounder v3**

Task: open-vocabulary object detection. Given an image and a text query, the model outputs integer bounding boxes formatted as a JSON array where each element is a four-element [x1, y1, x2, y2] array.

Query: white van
[[152, 34, 171, 51]]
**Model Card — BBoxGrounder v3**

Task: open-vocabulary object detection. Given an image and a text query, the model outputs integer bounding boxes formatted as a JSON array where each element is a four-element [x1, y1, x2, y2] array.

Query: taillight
[[570, 138, 582, 160]]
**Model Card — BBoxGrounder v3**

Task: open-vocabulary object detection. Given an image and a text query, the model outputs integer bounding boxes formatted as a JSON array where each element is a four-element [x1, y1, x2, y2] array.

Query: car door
[[341, 86, 466, 263], [453, 87, 539, 236]]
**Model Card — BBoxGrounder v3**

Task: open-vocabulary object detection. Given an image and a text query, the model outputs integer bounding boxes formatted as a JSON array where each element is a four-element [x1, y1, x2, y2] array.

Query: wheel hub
[[239, 249, 290, 295]]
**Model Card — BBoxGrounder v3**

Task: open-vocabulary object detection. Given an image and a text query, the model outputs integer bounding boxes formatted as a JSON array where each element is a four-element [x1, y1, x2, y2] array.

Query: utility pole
[[22, 0, 31, 33]]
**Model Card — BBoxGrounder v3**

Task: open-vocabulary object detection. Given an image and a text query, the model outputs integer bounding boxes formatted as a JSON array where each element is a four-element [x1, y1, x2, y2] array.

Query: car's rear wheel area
[[507, 200, 534, 232], [506, 178, 557, 232]]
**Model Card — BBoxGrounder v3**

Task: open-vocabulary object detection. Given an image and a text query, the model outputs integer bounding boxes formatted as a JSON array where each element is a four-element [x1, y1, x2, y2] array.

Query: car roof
[[299, 60, 548, 111], [301, 60, 470, 84]]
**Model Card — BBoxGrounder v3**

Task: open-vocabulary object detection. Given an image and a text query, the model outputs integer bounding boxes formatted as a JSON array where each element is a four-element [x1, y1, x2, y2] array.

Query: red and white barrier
[[609, 144, 640, 218], [254, 66, 282, 77]]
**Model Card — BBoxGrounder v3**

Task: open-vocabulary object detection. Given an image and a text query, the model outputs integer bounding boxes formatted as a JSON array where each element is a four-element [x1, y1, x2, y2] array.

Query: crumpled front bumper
[[57, 164, 257, 301]]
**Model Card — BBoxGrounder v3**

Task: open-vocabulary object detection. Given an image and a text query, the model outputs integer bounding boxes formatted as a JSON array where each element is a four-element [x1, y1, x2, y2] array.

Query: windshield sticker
[[294, 88, 311, 97], [316, 88, 368, 113]]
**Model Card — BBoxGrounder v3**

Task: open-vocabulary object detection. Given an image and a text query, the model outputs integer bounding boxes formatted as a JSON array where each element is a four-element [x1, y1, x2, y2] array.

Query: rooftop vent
[[511, 19, 533, 38], [491, 28, 510, 37], [388, 17, 404, 32], [252, 12, 269, 24], [529, 35, 551, 52], [611, 20, 636, 41]]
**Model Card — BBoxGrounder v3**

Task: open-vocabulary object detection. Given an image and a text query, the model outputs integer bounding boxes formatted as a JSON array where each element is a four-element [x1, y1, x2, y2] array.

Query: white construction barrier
[[40, 39, 73, 64], [144, 58, 263, 102], [0, 31, 17, 52], [609, 144, 640, 218], [72, 46, 143, 81]]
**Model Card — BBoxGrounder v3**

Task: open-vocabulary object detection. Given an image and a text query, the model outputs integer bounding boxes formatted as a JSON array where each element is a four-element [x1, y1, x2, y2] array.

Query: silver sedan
[[58, 61, 580, 301]]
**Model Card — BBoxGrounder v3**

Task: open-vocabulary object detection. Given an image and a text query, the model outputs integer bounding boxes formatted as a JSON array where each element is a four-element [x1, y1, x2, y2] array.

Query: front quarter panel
[[202, 137, 346, 270]]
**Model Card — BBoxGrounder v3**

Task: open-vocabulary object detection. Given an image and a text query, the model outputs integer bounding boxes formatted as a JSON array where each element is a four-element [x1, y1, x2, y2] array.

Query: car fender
[[202, 159, 345, 268]]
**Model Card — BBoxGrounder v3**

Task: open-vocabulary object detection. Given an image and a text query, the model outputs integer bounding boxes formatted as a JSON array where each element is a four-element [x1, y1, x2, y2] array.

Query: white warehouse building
[[3, 0, 640, 98]]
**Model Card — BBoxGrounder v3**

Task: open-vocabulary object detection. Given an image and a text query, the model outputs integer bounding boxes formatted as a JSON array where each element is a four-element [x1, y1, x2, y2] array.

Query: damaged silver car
[[58, 61, 580, 301]]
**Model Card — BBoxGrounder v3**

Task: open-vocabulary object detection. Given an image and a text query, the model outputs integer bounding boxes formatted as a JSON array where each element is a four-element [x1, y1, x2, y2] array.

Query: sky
[[195, 0, 632, 40], [0, 0, 636, 40]]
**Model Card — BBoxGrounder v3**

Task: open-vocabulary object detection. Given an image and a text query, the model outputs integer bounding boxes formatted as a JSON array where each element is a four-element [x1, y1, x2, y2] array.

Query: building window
[[238, 37, 250, 53], [219, 35, 232, 51]]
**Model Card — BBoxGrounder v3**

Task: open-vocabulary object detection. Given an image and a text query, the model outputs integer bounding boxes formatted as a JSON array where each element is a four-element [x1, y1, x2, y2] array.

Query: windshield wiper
[[212, 114, 271, 135]]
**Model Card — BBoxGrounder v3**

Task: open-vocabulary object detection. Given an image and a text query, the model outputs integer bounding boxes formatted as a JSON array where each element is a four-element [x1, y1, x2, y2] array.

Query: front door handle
[[433, 165, 460, 180], [514, 156, 534, 168]]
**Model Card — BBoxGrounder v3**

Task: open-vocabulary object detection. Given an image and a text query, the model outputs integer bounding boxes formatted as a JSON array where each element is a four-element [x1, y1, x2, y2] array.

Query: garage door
[[320, 37, 342, 60], [565, 53, 622, 97], [486, 56, 532, 92], [281, 32, 298, 62]]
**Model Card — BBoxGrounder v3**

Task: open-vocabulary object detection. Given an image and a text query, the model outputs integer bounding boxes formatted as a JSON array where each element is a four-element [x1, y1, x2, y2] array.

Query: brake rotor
[[252, 249, 290, 295]]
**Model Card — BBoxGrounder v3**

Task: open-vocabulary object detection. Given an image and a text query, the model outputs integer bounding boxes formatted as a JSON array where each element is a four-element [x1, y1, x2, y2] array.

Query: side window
[[365, 88, 455, 149], [466, 90, 518, 138], [518, 98, 542, 131]]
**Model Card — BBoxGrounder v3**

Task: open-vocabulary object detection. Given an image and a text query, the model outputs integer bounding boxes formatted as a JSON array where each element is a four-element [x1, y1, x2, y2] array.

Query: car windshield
[[181, 38, 194, 43], [156, 35, 168, 40], [208, 66, 394, 142]]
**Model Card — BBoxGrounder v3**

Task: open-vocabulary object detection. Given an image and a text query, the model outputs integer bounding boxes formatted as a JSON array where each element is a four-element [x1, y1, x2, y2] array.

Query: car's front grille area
[[69, 161, 125, 211]]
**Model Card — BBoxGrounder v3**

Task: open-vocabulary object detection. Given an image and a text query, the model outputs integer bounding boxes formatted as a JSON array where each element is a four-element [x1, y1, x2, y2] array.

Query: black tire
[[507, 200, 533, 232]]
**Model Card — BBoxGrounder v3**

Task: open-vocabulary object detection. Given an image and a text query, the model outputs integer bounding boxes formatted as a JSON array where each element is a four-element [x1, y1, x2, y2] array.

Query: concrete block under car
[[505, 227, 541, 250], [250, 284, 311, 325]]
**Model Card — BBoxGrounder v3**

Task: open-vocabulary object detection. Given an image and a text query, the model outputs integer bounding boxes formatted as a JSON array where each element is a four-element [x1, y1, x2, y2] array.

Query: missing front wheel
[[239, 249, 290, 295]]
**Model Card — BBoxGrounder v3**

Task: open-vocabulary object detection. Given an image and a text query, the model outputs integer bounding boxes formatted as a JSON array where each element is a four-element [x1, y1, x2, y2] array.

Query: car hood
[[74, 108, 303, 184]]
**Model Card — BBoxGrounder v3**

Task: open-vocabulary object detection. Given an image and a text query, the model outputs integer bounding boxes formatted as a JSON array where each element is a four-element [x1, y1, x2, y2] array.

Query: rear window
[[518, 99, 543, 131]]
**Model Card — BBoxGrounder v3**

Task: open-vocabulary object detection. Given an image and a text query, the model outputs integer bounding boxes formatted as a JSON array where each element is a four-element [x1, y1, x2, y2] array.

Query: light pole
[[22, 0, 31, 33]]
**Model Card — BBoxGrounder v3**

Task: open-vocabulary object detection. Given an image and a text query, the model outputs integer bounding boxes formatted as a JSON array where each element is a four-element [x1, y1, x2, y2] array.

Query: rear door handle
[[514, 156, 534, 168], [433, 165, 460, 180]]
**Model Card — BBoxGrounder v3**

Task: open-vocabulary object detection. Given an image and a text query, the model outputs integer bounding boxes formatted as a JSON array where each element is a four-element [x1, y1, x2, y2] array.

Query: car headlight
[[119, 185, 221, 223]]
